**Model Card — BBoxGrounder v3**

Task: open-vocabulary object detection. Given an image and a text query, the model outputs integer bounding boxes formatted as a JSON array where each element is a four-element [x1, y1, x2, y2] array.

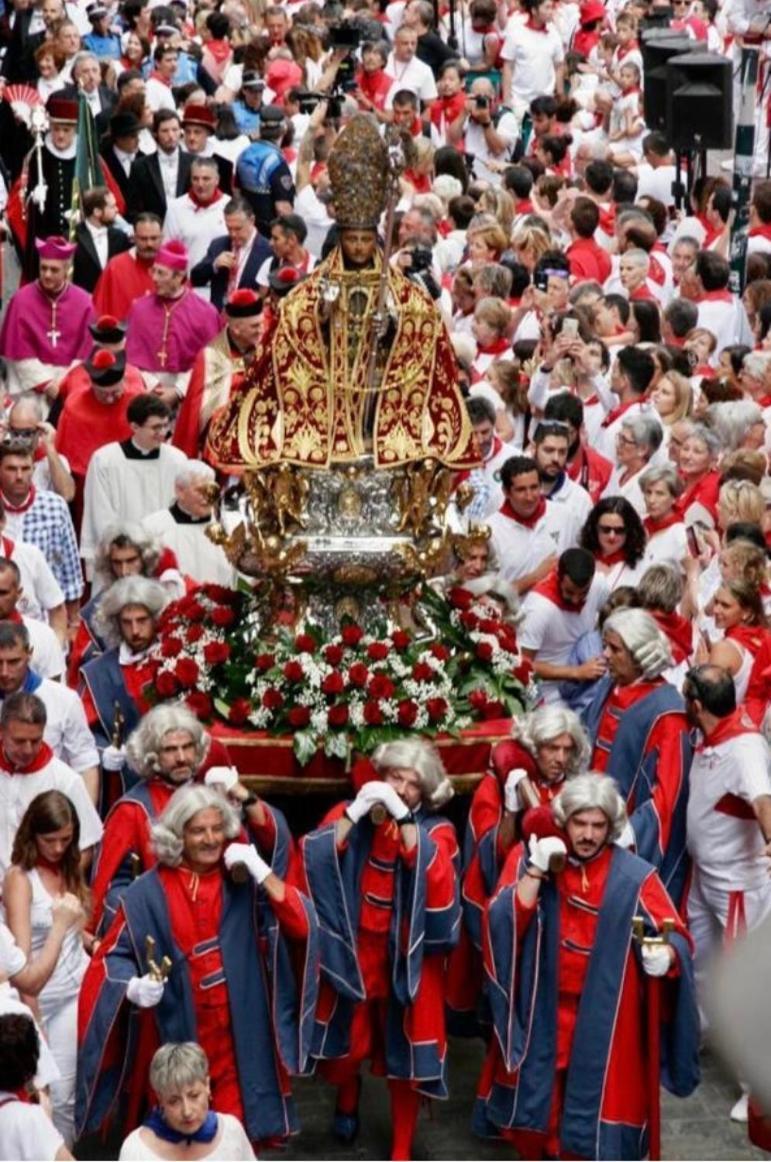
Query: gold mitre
[[328, 114, 389, 230]]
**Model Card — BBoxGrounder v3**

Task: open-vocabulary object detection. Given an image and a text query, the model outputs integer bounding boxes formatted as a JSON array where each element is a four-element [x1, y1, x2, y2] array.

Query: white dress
[[119, 1113, 256, 1160]]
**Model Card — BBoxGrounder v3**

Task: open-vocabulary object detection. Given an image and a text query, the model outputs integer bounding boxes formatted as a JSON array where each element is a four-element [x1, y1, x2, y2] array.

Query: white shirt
[[594, 400, 663, 462], [500, 17, 565, 106], [384, 54, 438, 104], [294, 184, 333, 259], [5, 538, 64, 623], [465, 111, 519, 184], [24, 616, 65, 681], [119, 1113, 256, 1161], [601, 464, 647, 518], [0, 1092, 64, 1161], [543, 474, 593, 551], [0, 753, 103, 877], [519, 572, 610, 703], [86, 219, 109, 269], [143, 507, 235, 586], [687, 724, 771, 892], [145, 75, 177, 112], [35, 676, 99, 774], [157, 147, 181, 201], [642, 521, 689, 572], [486, 503, 559, 582], [696, 295, 753, 355], [163, 193, 229, 273]]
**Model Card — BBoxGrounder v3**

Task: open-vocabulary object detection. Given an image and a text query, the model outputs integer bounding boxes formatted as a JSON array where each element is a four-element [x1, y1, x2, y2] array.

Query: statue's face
[[340, 229, 377, 268]]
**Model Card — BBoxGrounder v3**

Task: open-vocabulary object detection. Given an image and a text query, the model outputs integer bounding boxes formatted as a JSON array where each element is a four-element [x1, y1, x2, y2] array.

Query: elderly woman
[[640, 463, 688, 570], [677, 422, 722, 527], [78, 786, 317, 1147], [638, 563, 705, 690], [119, 1043, 255, 1160], [295, 739, 458, 1161], [602, 414, 664, 517], [88, 704, 235, 935], [708, 400, 767, 456]]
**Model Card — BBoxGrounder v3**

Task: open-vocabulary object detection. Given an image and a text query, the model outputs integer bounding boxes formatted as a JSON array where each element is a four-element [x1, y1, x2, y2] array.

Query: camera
[[329, 22, 361, 48], [474, 95, 489, 109], [404, 245, 440, 300], [533, 269, 548, 292], [407, 244, 434, 273]]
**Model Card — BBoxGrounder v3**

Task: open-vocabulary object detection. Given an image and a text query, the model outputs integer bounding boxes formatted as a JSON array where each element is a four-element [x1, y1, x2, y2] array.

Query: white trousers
[[39, 991, 78, 1146]]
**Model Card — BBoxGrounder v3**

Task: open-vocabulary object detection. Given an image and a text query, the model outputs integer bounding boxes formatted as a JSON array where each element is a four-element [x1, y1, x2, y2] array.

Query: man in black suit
[[99, 110, 145, 208], [127, 109, 192, 223], [190, 195, 271, 310], [61, 50, 116, 135], [72, 185, 132, 292]]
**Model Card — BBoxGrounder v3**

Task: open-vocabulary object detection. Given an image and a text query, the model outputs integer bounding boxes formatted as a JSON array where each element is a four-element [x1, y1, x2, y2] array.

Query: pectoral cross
[[47, 305, 60, 348], [156, 347, 168, 368], [156, 302, 174, 369]]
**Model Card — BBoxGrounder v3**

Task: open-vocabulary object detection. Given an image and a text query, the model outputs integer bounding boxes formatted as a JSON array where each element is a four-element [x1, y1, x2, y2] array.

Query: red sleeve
[[172, 351, 206, 458], [80, 684, 99, 729], [89, 801, 146, 934], [269, 883, 310, 941], [421, 820, 459, 910], [246, 805, 276, 853], [638, 866, 693, 967], [646, 712, 689, 852], [67, 621, 92, 689], [468, 774, 503, 851]]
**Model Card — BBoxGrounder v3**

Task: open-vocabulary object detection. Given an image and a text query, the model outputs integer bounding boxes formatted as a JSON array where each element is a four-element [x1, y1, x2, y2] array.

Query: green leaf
[[324, 732, 350, 760], [293, 730, 318, 766]]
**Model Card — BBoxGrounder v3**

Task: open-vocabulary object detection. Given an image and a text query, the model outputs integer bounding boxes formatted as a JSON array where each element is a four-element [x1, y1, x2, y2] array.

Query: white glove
[[504, 768, 529, 813], [371, 781, 411, 822], [616, 822, 635, 850], [527, 834, 568, 874], [126, 974, 165, 1008], [641, 943, 674, 977], [345, 781, 390, 824], [101, 745, 126, 772], [224, 842, 271, 885], [204, 766, 240, 794]]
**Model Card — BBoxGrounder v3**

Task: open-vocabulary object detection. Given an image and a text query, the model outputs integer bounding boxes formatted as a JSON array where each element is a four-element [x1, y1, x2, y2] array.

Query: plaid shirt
[[3, 491, 83, 602]]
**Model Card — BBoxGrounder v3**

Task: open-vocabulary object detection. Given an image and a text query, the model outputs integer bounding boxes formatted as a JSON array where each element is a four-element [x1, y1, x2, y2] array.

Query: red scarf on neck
[[597, 548, 628, 566], [698, 287, 733, 304], [1, 486, 36, 514], [476, 336, 510, 357], [749, 222, 771, 241], [643, 511, 682, 536], [698, 706, 758, 750], [1, 537, 14, 559], [0, 740, 53, 774], [601, 397, 637, 429], [189, 188, 224, 210], [725, 623, 768, 657], [651, 609, 693, 664], [676, 470, 720, 520], [499, 496, 546, 529], [534, 567, 588, 612]]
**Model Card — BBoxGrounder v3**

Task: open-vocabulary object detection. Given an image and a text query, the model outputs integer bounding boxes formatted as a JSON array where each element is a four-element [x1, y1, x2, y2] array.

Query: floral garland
[[146, 582, 534, 763]]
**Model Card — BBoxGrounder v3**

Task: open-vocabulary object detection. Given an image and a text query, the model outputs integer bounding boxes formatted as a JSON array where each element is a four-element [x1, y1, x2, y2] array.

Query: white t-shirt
[[500, 17, 565, 106], [687, 727, 771, 892], [543, 475, 593, 551], [520, 574, 610, 702], [35, 677, 99, 777], [465, 112, 519, 185], [384, 55, 438, 104], [119, 1113, 256, 1160], [24, 617, 65, 682], [294, 185, 333, 259], [642, 521, 689, 572], [8, 540, 64, 623], [486, 504, 559, 582], [0, 1094, 64, 1161]]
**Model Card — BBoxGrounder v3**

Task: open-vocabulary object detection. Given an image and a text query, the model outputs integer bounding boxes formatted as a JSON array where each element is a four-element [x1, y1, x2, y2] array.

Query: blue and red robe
[[76, 863, 319, 1142], [474, 843, 700, 1158], [295, 804, 459, 1097], [584, 677, 693, 905]]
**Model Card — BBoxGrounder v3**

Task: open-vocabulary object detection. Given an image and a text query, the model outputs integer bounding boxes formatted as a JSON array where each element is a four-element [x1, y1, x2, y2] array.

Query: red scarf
[[499, 496, 547, 529], [616, 38, 639, 59], [698, 706, 758, 750], [189, 188, 224, 210], [648, 250, 667, 286], [597, 202, 616, 236], [572, 27, 600, 55], [476, 336, 511, 357], [1, 486, 36, 515], [597, 548, 628, 566], [651, 609, 693, 665], [430, 90, 466, 129], [0, 740, 54, 775], [630, 282, 656, 301], [1, 536, 14, 559], [534, 567, 588, 612], [752, 392, 771, 408], [676, 470, 720, 520], [698, 287, 733, 304], [525, 16, 549, 31], [749, 222, 771, 241], [695, 213, 723, 250], [725, 623, 768, 658], [515, 198, 534, 215], [600, 397, 637, 429], [643, 511, 682, 536]]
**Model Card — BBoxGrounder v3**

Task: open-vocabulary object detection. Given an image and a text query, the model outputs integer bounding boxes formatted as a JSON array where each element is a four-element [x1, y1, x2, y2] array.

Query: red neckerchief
[[630, 282, 656, 301], [725, 624, 768, 658], [676, 470, 720, 519], [484, 434, 503, 464], [203, 37, 231, 64], [4, 610, 22, 624], [755, 392, 771, 408], [697, 706, 758, 750], [643, 511, 682, 536], [1, 486, 36, 514], [597, 202, 616, 236], [597, 548, 628, 566], [651, 609, 693, 664], [1, 537, 13, 559], [499, 496, 547, 528], [534, 567, 588, 612], [430, 90, 466, 127], [525, 16, 549, 31], [476, 336, 510, 356], [620, 83, 640, 95], [515, 198, 534, 215], [616, 39, 639, 59], [698, 287, 733, 304], [600, 397, 637, 428], [188, 188, 224, 211], [357, 68, 391, 107], [0, 740, 54, 774], [572, 27, 600, 55], [648, 252, 666, 286], [749, 222, 771, 240], [149, 70, 172, 88]]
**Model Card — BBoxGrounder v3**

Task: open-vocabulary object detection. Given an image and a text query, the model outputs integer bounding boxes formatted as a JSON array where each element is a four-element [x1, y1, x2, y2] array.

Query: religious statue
[[205, 116, 477, 471]]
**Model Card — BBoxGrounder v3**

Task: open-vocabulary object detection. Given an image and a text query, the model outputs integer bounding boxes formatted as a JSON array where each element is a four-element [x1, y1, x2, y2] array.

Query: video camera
[[297, 23, 360, 118]]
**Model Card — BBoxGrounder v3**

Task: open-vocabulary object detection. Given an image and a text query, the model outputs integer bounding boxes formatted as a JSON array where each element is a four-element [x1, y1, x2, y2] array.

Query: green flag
[[70, 91, 101, 238]]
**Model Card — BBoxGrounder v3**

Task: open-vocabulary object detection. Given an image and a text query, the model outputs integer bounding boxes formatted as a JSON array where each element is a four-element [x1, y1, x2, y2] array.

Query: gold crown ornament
[[328, 114, 390, 230]]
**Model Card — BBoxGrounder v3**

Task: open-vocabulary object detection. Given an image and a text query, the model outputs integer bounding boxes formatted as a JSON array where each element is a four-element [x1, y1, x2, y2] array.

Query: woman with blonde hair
[[511, 223, 551, 272], [717, 479, 765, 530], [709, 577, 771, 723], [478, 184, 515, 235], [651, 370, 693, 428], [466, 220, 509, 266]]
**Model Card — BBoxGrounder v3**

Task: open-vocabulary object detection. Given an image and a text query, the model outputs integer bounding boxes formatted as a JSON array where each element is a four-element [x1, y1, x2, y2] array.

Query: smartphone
[[562, 317, 579, 338], [534, 270, 548, 292], [686, 525, 702, 558]]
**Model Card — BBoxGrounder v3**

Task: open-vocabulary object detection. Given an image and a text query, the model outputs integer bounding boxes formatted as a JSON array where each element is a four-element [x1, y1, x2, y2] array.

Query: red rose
[[262, 688, 284, 711], [368, 674, 395, 700], [475, 642, 494, 662], [397, 699, 418, 726], [255, 653, 275, 672], [459, 610, 479, 630], [426, 697, 448, 722], [478, 618, 500, 635], [186, 602, 206, 622], [175, 658, 199, 689], [341, 624, 364, 647], [322, 671, 345, 695], [468, 688, 488, 712], [186, 691, 212, 718], [391, 630, 411, 651], [294, 633, 315, 653], [412, 661, 434, 682], [156, 670, 179, 698], [448, 586, 474, 610], [187, 625, 204, 643], [348, 661, 369, 688], [514, 659, 533, 685], [498, 629, 519, 654], [366, 642, 389, 661], [483, 699, 506, 720], [430, 643, 451, 662], [203, 584, 235, 604], [161, 636, 184, 659], [227, 698, 252, 725], [283, 660, 304, 683], [288, 705, 311, 728], [203, 641, 231, 666], [324, 644, 343, 666], [211, 607, 236, 628], [363, 700, 383, 725], [328, 703, 349, 727]]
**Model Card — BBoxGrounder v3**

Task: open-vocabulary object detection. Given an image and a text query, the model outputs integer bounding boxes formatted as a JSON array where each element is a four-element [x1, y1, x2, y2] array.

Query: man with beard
[[475, 774, 700, 1157], [583, 607, 693, 905], [464, 397, 518, 521], [88, 705, 264, 934], [77, 784, 318, 1146], [486, 456, 557, 594], [532, 421, 593, 551], [543, 393, 613, 505], [92, 213, 163, 321]]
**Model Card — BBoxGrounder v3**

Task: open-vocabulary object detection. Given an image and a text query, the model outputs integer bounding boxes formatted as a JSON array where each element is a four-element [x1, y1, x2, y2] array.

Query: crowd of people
[[0, 0, 767, 1155]]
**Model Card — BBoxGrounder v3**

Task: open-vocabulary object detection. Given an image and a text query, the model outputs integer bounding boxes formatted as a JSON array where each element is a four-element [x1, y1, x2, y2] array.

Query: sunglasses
[[598, 525, 626, 536]]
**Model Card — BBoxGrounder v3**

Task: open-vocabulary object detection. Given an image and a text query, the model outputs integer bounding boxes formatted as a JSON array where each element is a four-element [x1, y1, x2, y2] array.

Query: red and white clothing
[[519, 570, 609, 703], [696, 290, 753, 355], [486, 499, 559, 584], [542, 473, 593, 551], [500, 16, 565, 112], [601, 463, 647, 518], [1, 535, 64, 624], [383, 54, 438, 104], [594, 398, 662, 462], [467, 435, 519, 519], [163, 192, 229, 275], [747, 222, 771, 257], [567, 443, 613, 505], [642, 512, 689, 572]]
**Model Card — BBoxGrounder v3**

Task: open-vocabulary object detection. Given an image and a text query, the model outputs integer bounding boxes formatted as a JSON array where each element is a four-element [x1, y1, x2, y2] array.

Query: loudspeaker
[[641, 33, 696, 130], [665, 51, 733, 149]]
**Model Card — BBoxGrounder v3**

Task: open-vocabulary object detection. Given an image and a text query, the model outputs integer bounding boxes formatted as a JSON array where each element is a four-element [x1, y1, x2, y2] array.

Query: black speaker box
[[666, 51, 733, 149], [642, 33, 696, 130]]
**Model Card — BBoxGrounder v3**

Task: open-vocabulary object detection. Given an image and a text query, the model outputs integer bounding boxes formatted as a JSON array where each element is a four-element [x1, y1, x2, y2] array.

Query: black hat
[[89, 314, 127, 344], [225, 289, 263, 318], [86, 347, 126, 386], [110, 110, 142, 138], [268, 266, 304, 298]]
